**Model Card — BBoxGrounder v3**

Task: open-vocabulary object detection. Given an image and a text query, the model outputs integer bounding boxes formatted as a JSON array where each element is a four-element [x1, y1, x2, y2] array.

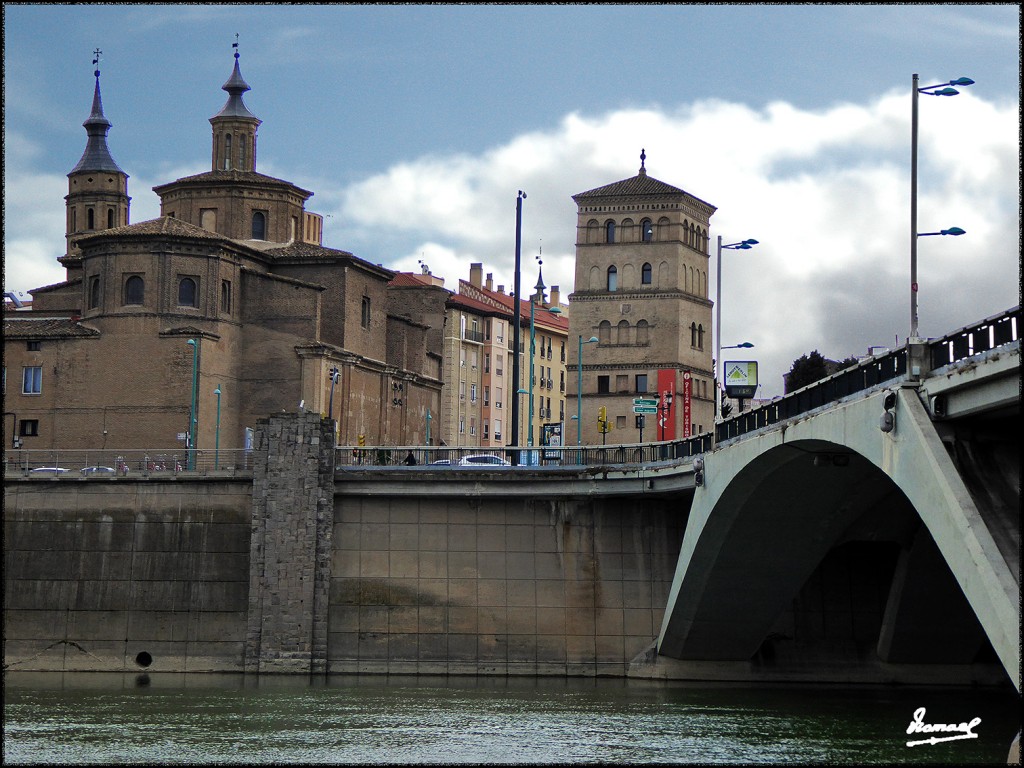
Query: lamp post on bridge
[[575, 334, 599, 446], [715, 236, 758, 438], [186, 338, 199, 470], [910, 73, 973, 341], [510, 191, 525, 463]]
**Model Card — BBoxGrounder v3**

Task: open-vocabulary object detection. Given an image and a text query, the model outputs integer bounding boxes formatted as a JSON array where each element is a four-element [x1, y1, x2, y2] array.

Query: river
[[3, 672, 1017, 764]]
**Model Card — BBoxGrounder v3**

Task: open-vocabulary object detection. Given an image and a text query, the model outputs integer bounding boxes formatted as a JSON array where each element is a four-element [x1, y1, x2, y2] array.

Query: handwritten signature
[[906, 707, 982, 747]]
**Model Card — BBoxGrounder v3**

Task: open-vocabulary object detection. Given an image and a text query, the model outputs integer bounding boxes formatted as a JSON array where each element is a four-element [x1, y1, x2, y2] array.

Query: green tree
[[785, 350, 829, 393]]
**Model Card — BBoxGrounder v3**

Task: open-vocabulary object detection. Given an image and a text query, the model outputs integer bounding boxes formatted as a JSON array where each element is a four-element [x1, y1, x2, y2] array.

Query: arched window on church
[[697, 324, 705, 350], [240, 134, 247, 170], [641, 262, 652, 285], [607, 265, 618, 292], [87, 207, 95, 230], [224, 134, 232, 170], [178, 277, 198, 308], [88, 276, 100, 309], [690, 322, 698, 348], [251, 211, 266, 240], [124, 276, 144, 305], [605, 220, 616, 244], [107, 208, 114, 229]]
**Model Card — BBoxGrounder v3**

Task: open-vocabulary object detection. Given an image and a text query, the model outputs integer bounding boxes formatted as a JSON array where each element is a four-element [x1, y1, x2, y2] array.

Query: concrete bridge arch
[[658, 386, 1019, 690]]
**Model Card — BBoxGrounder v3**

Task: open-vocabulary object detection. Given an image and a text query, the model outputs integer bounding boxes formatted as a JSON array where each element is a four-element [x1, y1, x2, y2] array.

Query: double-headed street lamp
[[910, 73, 973, 341], [715, 236, 758, 426], [510, 191, 526, 455], [575, 335, 599, 445], [186, 338, 198, 470]]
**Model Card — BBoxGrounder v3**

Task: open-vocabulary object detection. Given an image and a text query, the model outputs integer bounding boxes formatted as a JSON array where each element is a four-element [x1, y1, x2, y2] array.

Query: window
[[87, 207, 95, 230], [470, 383, 477, 402], [201, 209, 217, 231], [597, 375, 610, 394], [251, 211, 266, 240], [22, 366, 42, 395], [697, 324, 705, 350], [19, 420, 39, 437], [641, 262, 652, 285], [107, 208, 114, 228], [636, 374, 648, 393], [607, 266, 618, 292], [483, 422, 489, 439], [88, 276, 101, 309], [484, 353, 490, 373], [178, 278, 198, 307], [484, 386, 490, 406], [124, 275, 144, 305], [459, 381, 466, 400], [636, 319, 650, 345], [617, 320, 630, 345], [361, 296, 371, 329], [605, 220, 616, 243], [240, 134, 247, 169], [641, 218, 653, 242], [469, 418, 476, 436], [690, 322, 698, 348], [221, 280, 232, 314], [27, 341, 41, 351], [598, 320, 611, 344], [494, 419, 502, 441], [224, 134, 232, 170], [496, 387, 503, 409]]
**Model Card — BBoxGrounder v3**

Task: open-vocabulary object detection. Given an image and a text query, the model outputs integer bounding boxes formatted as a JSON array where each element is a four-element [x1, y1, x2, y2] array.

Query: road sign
[[633, 405, 658, 414], [633, 398, 658, 407]]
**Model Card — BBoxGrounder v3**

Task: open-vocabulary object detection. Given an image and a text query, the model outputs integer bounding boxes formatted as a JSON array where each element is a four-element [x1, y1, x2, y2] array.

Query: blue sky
[[4, 3, 1020, 396]]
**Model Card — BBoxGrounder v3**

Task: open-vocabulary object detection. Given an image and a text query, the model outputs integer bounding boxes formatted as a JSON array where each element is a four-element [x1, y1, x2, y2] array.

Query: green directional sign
[[633, 405, 658, 414], [633, 398, 658, 407]]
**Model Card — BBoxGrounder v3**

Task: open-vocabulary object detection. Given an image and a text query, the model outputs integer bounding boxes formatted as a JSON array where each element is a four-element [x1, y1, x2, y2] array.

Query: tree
[[785, 350, 829, 393]]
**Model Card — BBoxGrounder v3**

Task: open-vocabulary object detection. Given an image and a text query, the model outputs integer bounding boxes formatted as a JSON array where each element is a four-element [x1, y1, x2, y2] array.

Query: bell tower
[[209, 39, 261, 173], [64, 50, 130, 260]]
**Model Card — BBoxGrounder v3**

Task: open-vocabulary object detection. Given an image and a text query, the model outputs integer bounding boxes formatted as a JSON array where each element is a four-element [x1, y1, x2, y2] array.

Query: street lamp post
[[214, 385, 221, 469], [186, 338, 198, 470], [328, 366, 340, 421], [715, 236, 758, 431], [510, 191, 525, 459], [910, 73, 973, 341], [576, 335, 599, 446], [426, 409, 432, 446]]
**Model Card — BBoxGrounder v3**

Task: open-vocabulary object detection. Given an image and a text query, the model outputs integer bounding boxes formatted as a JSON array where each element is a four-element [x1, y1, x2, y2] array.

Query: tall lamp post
[[715, 236, 758, 430], [575, 335, 599, 445], [213, 385, 221, 469], [510, 191, 526, 459], [910, 73, 973, 341], [186, 338, 198, 470]]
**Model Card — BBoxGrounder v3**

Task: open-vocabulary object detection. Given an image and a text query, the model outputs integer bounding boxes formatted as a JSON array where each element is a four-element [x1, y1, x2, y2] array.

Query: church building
[[3, 49, 442, 458]]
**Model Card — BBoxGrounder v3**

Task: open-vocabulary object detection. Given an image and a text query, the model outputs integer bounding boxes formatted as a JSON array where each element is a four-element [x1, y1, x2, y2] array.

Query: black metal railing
[[929, 306, 1019, 369], [4, 449, 254, 477]]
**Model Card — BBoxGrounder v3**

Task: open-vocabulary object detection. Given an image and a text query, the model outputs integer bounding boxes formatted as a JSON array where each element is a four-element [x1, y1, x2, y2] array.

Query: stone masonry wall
[[245, 412, 335, 673]]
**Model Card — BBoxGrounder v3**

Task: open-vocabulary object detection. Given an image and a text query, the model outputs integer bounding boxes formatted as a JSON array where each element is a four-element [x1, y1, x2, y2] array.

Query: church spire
[[638, 148, 647, 177], [210, 36, 261, 172], [69, 49, 125, 174]]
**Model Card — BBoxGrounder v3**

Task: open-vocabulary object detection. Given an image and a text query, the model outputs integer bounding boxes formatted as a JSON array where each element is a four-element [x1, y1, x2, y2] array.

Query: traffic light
[[358, 434, 366, 447], [693, 456, 704, 487], [598, 406, 607, 423]]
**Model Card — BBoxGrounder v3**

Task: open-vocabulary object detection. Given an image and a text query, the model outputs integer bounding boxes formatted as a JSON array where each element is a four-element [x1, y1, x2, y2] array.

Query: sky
[[4, 3, 1020, 398]]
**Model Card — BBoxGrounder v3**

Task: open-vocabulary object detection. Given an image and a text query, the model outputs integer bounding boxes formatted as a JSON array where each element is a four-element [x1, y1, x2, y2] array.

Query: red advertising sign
[[657, 369, 676, 440], [682, 371, 692, 438]]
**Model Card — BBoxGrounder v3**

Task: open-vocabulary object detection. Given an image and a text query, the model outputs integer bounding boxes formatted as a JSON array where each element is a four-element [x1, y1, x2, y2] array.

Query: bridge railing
[[336, 434, 712, 469], [929, 306, 1020, 370], [716, 347, 909, 442], [716, 305, 1020, 444], [4, 449, 254, 478]]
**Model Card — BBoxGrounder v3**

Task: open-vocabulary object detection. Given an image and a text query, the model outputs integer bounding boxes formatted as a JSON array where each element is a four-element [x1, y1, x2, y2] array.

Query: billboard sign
[[724, 361, 758, 399]]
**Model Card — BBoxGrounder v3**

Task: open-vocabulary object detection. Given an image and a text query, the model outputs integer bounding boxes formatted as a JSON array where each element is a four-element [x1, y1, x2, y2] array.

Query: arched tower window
[[641, 218, 653, 242], [240, 135, 247, 170], [617, 319, 630, 345], [251, 211, 266, 240], [88, 276, 100, 309], [606, 265, 618, 292], [224, 134, 232, 170], [598, 320, 612, 344], [107, 208, 114, 228], [690, 322, 698, 348], [636, 319, 650, 345], [697, 324, 705, 350], [178, 277, 198, 307], [641, 262, 652, 285], [124, 276, 144, 305], [605, 220, 616, 244], [87, 208, 95, 230]]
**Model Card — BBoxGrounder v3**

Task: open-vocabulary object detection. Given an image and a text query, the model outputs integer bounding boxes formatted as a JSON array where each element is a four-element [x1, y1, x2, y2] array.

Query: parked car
[[29, 467, 71, 475], [458, 454, 512, 467], [81, 466, 117, 475]]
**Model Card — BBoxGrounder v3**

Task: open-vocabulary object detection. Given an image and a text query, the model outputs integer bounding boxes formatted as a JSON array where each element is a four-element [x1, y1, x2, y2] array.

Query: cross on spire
[[233, 33, 240, 59], [92, 48, 102, 76]]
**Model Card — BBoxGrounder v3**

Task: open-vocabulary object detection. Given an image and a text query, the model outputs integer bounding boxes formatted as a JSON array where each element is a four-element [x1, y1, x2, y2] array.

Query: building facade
[[568, 152, 716, 446], [3, 52, 441, 459]]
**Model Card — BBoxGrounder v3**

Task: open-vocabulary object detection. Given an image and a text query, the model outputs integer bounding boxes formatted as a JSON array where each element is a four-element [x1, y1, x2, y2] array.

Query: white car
[[29, 467, 71, 475], [457, 454, 512, 467], [81, 466, 117, 475]]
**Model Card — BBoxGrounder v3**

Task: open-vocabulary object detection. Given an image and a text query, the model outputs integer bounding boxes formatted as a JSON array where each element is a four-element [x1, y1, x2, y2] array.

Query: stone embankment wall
[[3, 412, 684, 675], [3, 478, 251, 672]]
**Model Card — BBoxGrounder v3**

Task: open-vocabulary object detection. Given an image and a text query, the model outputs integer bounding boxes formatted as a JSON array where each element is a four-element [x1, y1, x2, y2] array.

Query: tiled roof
[[448, 292, 508, 316], [4, 316, 100, 339], [263, 241, 355, 260], [80, 216, 224, 241], [573, 172, 686, 200], [154, 170, 312, 197], [389, 272, 445, 288]]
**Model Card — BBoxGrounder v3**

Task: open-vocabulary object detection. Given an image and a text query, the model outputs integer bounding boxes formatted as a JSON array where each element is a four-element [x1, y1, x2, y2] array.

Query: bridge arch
[[658, 387, 1019, 689]]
